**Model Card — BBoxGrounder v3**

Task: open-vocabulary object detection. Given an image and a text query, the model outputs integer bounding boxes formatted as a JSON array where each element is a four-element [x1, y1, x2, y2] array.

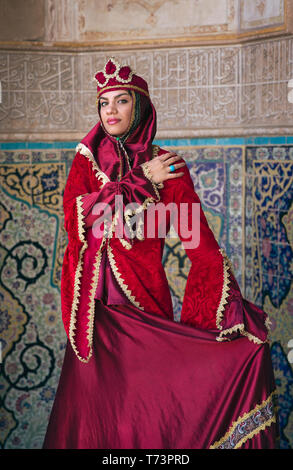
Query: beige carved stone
[[240, 0, 284, 31], [1, 36, 293, 140], [0, 0, 290, 47], [0, 0, 45, 42]]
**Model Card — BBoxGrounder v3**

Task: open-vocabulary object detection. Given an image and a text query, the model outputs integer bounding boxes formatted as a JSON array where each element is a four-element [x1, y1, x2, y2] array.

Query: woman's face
[[99, 90, 133, 137]]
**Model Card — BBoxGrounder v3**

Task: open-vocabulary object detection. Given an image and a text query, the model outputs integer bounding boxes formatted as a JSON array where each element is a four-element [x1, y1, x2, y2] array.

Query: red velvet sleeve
[[170, 163, 226, 330], [63, 152, 93, 245], [171, 160, 270, 343]]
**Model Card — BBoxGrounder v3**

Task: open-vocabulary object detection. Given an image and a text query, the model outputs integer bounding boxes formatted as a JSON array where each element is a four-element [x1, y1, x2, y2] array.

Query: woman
[[43, 58, 278, 449]]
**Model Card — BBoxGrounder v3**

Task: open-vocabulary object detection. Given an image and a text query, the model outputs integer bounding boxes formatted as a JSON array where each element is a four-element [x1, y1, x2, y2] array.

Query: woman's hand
[[146, 152, 186, 184]]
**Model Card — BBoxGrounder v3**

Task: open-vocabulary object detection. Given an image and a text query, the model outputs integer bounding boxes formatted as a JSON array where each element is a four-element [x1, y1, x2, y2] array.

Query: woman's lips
[[107, 118, 121, 125]]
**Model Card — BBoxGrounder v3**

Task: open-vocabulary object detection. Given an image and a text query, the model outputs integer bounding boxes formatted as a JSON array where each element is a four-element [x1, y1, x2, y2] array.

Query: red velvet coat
[[61, 141, 271, 363]]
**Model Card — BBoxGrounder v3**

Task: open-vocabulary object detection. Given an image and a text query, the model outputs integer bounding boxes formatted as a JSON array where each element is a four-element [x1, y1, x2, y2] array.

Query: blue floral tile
[[254, 175, 280, 210], [278, 277, 292, 304], [279, 211, 292, 244], [260, 241, 279, 273], [255, 210, 279, 243], [278, 178, 293, 211], [260, 272, 279, 308], [279, 244, 293, 280]]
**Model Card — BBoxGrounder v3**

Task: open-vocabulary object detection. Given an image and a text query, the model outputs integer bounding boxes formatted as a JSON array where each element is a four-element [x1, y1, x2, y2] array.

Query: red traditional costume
[[43, 58, 278, 449]]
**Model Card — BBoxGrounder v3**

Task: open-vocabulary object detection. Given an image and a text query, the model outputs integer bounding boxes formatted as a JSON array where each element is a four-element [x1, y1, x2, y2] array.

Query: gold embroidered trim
[[106, 205, 133, 250], [143, 145, 164, 188], [215, 249, 268, 345], [136, 215, 145, 240], [150, 145, 169, 189], [85, 235, 107, 359], [216, 323, 265, 345], [76, 194, 87, 244], [216, 323, 244, 341], [224, 251, 236, 277], [76, 143, 110, 187], [241, 329, 266, 345], [97, 84, 149, 98], [216, 248, 232, 330], [107, 241, 144, 310], [119, 237, 132, 250], [69, 194, 107, 363], [152, 144, 159, 158], [69, 195, 88, 362], [141, 161, 161, 201], [104, 202, 133, 250], [209, 392, 278, 449], [124, 191, 156, 241]]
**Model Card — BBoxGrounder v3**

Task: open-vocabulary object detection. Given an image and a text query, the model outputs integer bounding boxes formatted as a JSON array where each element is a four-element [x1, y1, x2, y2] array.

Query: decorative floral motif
[[245, 145, 293, 448]]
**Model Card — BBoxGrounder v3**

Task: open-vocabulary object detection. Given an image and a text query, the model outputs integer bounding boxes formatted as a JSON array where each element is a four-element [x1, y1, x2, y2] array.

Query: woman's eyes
[[100, 99, 129, 107]]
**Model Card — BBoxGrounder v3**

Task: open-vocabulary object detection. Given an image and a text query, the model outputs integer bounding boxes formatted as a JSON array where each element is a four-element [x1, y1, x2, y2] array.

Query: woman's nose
[[106, 102, 117, 114]]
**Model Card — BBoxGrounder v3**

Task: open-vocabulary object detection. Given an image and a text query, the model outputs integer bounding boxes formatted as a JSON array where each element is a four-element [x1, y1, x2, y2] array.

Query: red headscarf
[[77, 58, 157, 182]]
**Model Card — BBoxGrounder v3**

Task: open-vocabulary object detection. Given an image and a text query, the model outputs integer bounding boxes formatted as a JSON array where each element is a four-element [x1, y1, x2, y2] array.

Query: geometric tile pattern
[[244, 145, 293, 448], [0, 149, 75, 449]]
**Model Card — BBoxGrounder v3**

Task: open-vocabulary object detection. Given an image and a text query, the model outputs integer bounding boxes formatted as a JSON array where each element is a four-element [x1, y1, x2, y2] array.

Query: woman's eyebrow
[[99, 93, 130, 102]]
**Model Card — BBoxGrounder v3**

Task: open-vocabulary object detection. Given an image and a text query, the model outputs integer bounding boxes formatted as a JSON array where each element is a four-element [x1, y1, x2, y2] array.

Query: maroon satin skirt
[[43, 300, 278, 449]]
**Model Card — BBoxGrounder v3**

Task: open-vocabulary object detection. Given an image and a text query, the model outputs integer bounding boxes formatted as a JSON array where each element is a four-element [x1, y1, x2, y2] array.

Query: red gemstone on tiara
[[105, 59, 117, 76], [118, 66, 131, 81], [95, 72, 107, 84]]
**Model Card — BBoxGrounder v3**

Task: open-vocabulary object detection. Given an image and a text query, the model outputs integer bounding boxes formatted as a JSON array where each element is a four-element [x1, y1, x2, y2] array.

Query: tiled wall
[[0, 138, 292, 448]]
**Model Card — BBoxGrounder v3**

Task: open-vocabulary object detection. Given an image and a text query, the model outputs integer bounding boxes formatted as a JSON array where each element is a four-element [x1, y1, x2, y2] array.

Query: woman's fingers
[[168, 162, 186, 171], [166, 162, 186, 179], [160, 152, 181, 164], [162, 156, 186, 180], [150, 152, 186, 183], [162, 154, 185, 168], [166, 171, 185, 179], [160, 152, 176, 161]]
